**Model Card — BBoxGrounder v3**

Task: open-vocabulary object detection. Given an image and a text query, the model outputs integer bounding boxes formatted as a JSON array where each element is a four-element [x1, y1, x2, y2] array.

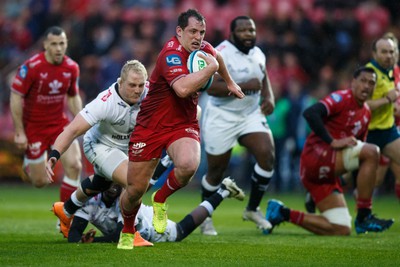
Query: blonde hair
[[119, 60, 148, 82]]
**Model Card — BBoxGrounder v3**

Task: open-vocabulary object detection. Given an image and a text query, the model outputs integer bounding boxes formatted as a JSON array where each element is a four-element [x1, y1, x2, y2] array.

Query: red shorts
[[300, 143, 343, 204], [25, 120, 68, 160], [128, 123, 200, 161]]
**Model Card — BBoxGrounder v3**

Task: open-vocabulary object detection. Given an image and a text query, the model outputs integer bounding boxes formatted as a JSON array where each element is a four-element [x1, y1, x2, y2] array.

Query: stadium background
[[0, 0, 399, 194]]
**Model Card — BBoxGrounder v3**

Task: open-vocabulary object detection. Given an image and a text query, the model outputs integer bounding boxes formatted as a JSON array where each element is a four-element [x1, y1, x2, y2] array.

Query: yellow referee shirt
[[366, 61, 395, 130]]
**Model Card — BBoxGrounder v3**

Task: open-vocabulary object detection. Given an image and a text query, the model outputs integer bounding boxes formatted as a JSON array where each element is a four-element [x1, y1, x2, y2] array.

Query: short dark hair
[[44, 26, 65, 38], [230, 16, 252, 32], [353, 66, 376, 78], [177, 9, 205, 30]]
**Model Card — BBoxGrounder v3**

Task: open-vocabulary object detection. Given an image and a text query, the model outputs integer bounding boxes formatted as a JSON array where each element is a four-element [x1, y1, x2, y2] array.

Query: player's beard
[[232, 34, 255, 55]]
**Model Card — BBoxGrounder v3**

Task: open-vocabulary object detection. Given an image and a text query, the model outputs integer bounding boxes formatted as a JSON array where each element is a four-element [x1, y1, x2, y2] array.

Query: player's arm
[[46, 114, 91, 180], [172, 53, 219, 98], [68, 216, 89, 243], [214, 51, 244, 99], [9, 91, 27, 150], [67, 94, 83, 116], [259, 73, 275, 116], [303, 103, 356, 148], [92, 222, 123, 243], [367, 88, 398, 111]]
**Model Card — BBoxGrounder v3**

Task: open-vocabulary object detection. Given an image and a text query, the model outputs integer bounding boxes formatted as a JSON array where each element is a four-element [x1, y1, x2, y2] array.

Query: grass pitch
[[0, 184, 399, 266]]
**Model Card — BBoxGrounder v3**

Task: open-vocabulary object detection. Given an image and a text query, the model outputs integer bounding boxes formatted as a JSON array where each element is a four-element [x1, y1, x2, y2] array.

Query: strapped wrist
[[48, 149, 61, 161]]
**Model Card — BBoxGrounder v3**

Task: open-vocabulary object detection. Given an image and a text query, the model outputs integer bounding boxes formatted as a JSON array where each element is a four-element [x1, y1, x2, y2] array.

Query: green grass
[[0, 184, 399, 266]]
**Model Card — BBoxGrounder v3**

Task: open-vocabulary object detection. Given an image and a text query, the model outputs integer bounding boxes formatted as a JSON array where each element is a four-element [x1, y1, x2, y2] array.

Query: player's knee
[[322, 207, 352, 235], [31, 176, 49, 188], [361, 143, 379, 162], [80, 174, 111, 196]]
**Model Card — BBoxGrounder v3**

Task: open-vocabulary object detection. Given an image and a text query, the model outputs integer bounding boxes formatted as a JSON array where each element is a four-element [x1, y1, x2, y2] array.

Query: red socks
[[289, 210, 305, 225], [153, 170, 183, 203], [121, 202, 140, 234], [356, 198, 372, 209], [60, 182, 77, 202]]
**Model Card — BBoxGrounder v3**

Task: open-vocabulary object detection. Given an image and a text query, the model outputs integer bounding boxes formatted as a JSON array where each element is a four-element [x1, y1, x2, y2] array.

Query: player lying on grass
[[265, 67, 394, 235], [66, 177, 244, 244]]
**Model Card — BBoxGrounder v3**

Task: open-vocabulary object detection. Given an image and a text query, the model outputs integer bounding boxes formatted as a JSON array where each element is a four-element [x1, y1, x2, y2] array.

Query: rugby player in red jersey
[[266, 67, 394, 235], [117, 9, 244, 249], [10, 26, 82, 202]]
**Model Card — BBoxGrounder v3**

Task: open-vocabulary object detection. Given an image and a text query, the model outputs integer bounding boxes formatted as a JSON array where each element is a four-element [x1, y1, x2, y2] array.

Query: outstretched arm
[[46, 114, 91, 181]]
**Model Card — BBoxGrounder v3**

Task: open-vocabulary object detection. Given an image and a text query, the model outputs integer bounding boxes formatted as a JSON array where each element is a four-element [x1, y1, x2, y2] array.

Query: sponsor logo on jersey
[[132, 142, 146, 149], [63, 72, 71, 78], [166, 54, 182, 66], [48, 80, 63, 94], [101, 89, 112, 102], [185, 128, 199, 136], [330, 93, 342, 103], [111, 119, 126, 126], [167, 41, 174, 48], [40, 72, 48, 79], [28, 141, 42, 156], [117, 101, 127, 108], [19, 65, 28, 79], [112, 134, 130, 140]]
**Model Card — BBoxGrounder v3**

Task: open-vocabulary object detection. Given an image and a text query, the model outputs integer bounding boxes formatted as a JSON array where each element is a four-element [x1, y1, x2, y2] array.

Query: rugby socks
[[356, 198, 372, 222], [280, 207, 305, 225], [247, 164, 273, 211], [201, 175, 220, 201], [153, 170, 183, 203], [60, 176, 79, 202], [120, 200, 140, 234], [64, 191, 85, 216], [176, 188, 226, 241]]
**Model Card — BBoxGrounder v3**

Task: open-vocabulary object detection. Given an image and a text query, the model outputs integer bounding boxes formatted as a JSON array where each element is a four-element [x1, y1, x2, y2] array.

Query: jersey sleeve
[[79, 90, 111, 126], [67, 59, 80, 96], [320, 92, 345, 116], [161, 50, 188, 86], [10, 63, 34, 96]]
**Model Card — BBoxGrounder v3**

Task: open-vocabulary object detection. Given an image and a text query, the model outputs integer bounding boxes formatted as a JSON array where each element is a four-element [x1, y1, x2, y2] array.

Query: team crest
[[330, 93, 342, 103]]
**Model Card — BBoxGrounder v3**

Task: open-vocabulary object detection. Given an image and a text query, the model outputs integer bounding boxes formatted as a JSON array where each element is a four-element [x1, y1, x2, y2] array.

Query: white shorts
[[202, 102, 271, 155], [83, 141, 127, 181]]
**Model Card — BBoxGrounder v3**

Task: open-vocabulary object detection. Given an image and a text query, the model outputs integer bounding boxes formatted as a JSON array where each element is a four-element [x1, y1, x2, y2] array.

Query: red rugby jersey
[[304, 89, 371, 148], [137, 36, 216, 130], [11, 52, 80, 125]]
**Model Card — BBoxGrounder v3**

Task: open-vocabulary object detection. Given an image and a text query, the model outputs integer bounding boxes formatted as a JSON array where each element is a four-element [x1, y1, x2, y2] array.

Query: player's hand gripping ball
[[187, 50, 214, 91]]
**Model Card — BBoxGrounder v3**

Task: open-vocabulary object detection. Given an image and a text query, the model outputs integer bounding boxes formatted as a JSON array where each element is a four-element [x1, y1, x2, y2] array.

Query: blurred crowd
[[0, 0, 399, 192]]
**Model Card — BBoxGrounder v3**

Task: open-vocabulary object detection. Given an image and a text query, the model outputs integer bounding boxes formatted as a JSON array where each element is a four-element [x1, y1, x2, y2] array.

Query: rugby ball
[[187, 50, 214, 91]]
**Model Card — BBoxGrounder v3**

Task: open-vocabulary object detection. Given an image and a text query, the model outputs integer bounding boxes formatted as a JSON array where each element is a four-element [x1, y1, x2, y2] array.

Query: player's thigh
[[383, 137, 400, 164], [111, 159, 128, 186], [127, 160, 158, 195], [316, 191, 347, 213], [84, 142, 127, 181]]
